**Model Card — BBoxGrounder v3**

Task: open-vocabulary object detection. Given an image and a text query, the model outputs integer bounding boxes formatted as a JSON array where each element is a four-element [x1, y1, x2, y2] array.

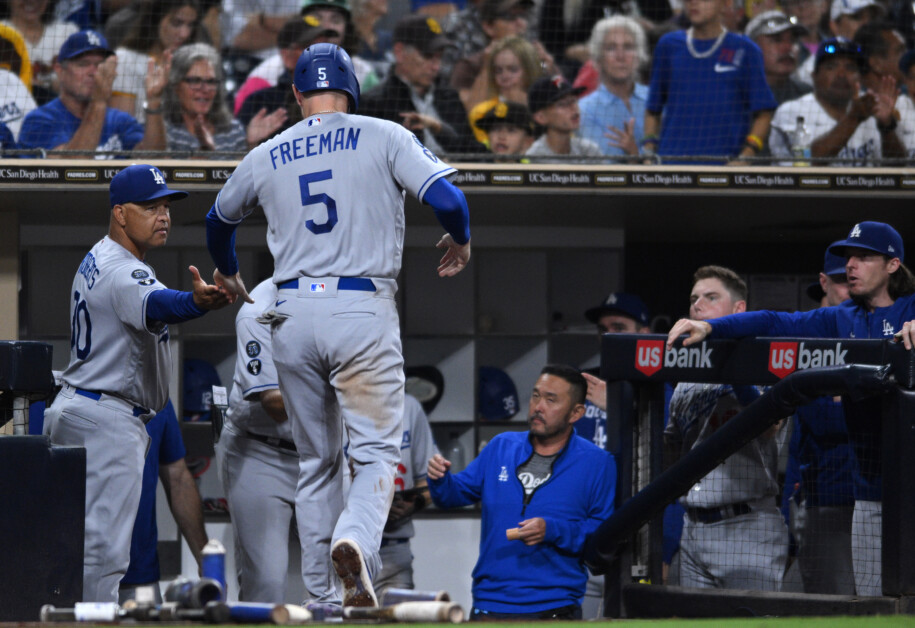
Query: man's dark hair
[[693, 265, 749, 302], [540, 364, 586, 406], [854, 21, 898, 73]]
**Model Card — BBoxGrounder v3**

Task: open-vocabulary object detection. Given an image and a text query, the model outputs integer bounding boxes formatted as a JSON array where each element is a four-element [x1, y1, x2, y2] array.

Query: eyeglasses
[[821, 42, 862, 56], [182, 76, 219, 88]]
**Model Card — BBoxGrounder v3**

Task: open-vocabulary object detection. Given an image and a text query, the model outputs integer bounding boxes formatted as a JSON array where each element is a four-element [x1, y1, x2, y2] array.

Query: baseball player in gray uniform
[[215, 278, 302, 603], [664, 266, 788, 591], [43, 164, 228, 602], [205, 43, 471, 607], [374, 394, 437, 598]]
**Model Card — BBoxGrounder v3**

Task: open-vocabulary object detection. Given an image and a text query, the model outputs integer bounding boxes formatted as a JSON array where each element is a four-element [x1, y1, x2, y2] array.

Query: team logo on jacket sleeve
[[247, 359, 262, 375], [246, 340, 261, 357]]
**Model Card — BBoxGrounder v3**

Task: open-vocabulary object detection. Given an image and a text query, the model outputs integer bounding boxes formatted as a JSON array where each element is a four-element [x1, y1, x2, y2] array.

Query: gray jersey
[[62, 236, 170, 411], [213, 113, 456, 281], [385, 394, 438, 540], [224, 279, 292, 441]]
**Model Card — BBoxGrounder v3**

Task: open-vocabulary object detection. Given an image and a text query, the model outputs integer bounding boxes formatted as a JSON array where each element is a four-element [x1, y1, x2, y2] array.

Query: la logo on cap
[[850, 224, 862, 238], [150, 168, 165, 185], [87, 31, 102, 46]]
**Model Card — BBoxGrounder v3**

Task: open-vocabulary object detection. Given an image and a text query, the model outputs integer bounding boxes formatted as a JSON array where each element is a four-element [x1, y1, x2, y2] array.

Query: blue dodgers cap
[[109, 164, 189, 207], [585, 291, 651, 326], [58, 29, 114, 61], [807, 240, 848, 301], [478, 366, 520, 421], [829, 221, 904, 262]]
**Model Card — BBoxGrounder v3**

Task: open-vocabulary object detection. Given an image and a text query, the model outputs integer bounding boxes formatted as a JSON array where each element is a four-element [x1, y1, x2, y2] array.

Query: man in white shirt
[[769, 38, 904, 165]]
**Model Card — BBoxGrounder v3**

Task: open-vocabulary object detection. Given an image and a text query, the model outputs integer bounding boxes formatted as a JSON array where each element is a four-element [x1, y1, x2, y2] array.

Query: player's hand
[[427, 453, 451, 480], [188, 265, 231, 310], [213, 269, 254, 304], [893, 320, 915, 350], [91, 55, 117, 102], [436, 234, 470, 277], [581, 372, 607, 411], [516, 517, 546, 546], [848, 82, 874, 123], [246, 107, 288, 147], [385, 494, 414, 529], [666, 318, 712, 350]]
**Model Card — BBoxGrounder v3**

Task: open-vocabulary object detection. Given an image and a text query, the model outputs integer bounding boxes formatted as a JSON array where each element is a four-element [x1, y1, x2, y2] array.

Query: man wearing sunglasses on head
[[768, 37, 904, 165]]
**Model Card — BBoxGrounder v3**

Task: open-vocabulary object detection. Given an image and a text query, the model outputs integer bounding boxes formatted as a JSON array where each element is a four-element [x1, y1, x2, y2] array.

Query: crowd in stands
[[2, 0, 915, 163]]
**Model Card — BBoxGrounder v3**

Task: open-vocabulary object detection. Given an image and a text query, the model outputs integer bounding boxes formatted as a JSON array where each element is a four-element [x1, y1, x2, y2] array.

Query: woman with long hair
[[164, 43, 286, 156]]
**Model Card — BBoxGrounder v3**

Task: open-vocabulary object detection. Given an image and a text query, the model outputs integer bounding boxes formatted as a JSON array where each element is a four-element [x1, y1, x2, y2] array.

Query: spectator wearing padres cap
[[768, 38, 904, 165], [360, 15, 484, 155], [476, 100, 534, 159], [19, 30, 168, 158], [524, 74, 602, 162], [745, 11, 812, 104]]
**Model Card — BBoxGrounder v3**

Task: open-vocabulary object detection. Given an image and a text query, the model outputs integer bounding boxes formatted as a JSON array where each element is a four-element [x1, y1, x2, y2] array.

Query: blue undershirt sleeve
[[147, 289, 207, 324], [205, 206, 239, 276], [424, 178, 470, 245]]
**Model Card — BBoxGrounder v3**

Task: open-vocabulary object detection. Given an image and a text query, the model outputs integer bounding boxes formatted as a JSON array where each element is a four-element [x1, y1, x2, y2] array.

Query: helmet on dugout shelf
[[293, 43, 360, 113]]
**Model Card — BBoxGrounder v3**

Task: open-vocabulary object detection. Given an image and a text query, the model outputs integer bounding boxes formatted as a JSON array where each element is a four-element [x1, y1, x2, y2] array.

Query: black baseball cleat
[[331, 538, 378, 607]]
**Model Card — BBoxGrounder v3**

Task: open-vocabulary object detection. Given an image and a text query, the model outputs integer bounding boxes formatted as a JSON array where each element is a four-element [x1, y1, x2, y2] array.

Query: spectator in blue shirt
[[18, 30, 167, 158], [643, 0, 777, 164], [578, 16, 650, 159]]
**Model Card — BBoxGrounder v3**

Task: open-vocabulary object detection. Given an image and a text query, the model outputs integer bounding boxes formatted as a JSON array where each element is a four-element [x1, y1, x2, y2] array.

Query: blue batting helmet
[[293, 43, 360, 113]]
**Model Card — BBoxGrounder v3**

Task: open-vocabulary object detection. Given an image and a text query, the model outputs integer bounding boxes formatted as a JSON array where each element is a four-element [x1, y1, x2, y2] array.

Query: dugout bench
[[585, 334, 915, 618], [0, 341, 84, 621]]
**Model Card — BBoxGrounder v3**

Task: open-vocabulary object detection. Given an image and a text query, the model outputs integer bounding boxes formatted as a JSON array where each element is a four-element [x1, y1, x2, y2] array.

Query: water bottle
[[790, 116, 811, 166], [445, 431, 466, 473], [201, 539, 227, 597]]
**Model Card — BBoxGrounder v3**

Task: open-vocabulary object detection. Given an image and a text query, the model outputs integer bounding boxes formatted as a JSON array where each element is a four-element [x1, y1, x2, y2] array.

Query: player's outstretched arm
[[427, 453, 451, 480], [213, 269, 254, 305], [188, 265, 232, 310], [436, 234, 471, 277], [666, 318, 712, 349]]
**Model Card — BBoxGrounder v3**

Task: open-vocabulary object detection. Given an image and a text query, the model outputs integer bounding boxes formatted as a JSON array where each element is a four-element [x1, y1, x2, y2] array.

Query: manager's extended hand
[[666, 318, 712, 350], [189, 265, 230, 310]]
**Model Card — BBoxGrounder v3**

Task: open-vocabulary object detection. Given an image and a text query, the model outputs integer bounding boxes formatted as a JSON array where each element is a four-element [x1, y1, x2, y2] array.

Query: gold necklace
[[310, 110, 340, 116]]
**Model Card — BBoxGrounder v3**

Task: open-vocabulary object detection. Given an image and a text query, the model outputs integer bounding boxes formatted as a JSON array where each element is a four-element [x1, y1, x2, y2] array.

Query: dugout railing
[[583, 334, 915, 618]]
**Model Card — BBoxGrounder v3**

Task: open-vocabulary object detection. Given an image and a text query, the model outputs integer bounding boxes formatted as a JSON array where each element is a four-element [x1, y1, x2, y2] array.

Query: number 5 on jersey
[[300, 170, 337, 234]]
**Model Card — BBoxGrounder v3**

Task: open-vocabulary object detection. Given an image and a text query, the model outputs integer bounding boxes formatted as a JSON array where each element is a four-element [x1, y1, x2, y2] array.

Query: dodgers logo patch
[[310, 283, 326, 293], [247, 359, 262, 375], [131, 269, 150, 279], [246, 340, 261, 357]]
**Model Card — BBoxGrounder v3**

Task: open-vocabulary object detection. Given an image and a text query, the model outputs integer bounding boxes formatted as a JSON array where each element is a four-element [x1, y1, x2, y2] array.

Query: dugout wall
[[586, 334, 915, 618]]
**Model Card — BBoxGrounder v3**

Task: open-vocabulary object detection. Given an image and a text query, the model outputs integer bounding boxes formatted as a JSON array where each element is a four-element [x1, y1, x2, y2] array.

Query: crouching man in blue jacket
[[427, 364, 617, 620]]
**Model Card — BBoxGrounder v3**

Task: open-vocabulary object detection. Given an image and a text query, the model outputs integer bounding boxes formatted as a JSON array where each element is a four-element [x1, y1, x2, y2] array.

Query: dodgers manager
[[205, 43, 471, 607], [43, 164, 229, 602]]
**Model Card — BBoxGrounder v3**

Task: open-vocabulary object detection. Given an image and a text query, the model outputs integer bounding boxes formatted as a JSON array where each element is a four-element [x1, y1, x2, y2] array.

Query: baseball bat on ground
[[226, 602, 290, 624], [284, 604, 314, 624], [343, 601, 464, 623], [381, 588, 450, 605]]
